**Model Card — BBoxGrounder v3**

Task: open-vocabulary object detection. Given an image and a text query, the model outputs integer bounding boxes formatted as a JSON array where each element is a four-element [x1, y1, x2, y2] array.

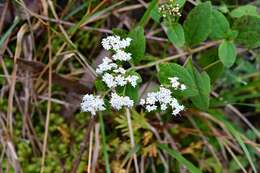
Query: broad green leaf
[[198, 48, 224, 82], [184, 2, 212, 46], [218, 40, 237, 67], [125, 85, 139, 103], [209, 110, 257, 173], [186, 59, 211, 110], [230, 5, 259, 18], [158, 63, 198, 97], [139, 0, 158, 27], [209, 9, 230, 40], [158, 144, 202, 173], [165, 23, 185, 47], [127, 26, 146, 64], [150, 6, 161, 23], [233, 16, 260, 48]]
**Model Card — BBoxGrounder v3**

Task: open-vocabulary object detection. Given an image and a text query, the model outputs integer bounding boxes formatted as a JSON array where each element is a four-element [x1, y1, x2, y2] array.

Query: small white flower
[[101, 35, 132, 51], [126, 75, 139, 87], [115, 75, 127, 86], [161, 103, 167, 111], [169, 77, 180, 89], [146, 105, 157, 112], [96, 57, 118, 74], [140, 86, 185, 115], [180, 84, 186, 91], [140, 99, 146, 105], [146, 92, 157, 105], [81, 94, 105, 115], [110, 92, 134, 110], [113, 67, 126, 74], [157, 87, 172, 104], [112, 50, 132, 61], [102, 73, 116, 88], [170, 98, 184, 115]]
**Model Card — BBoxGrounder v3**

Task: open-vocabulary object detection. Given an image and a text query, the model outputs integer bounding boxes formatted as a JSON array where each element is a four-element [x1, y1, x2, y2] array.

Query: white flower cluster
[[81, 35, 139, 115], [97, 35, 139, 89], [81, 94, 105, 115], [140, 86, 185, 115], [110, 92, 134, 110], [158, 1, 181, 18], [140, 76, 186, 115], [101, 35, 132, 51], [169, 77, 186, 90]]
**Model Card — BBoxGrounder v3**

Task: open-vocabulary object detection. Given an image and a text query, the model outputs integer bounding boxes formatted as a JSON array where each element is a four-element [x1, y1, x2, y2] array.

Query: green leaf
[[158, 144, 202, 173], [218, 40, 237, 67], [209, 9, 230, 40], [165, 23, 185, 47], [112, 28, 128, 38], [184, 2, 212, 46], [230, 5, 259, 18], [139, 0, 158, 27], [127, 26, 146, 64], [209, 110, 257, 173], [95, 79, 108, 92], [158, 63, 198, 97], [198, 48, 224, 82], [176, 0, 186, 8], [186, 59, 211, 110], [125, 85, 139, 103], [150, 6, 161, 23], [233, 16, 260, 48]]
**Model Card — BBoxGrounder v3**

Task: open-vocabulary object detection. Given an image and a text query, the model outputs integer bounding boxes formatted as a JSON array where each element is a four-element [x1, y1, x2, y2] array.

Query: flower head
[[96, 57, 118, 74], [101, 35, 132, 51], [112, 49, 132, 61], [81, 94, 105, 115], [110, 92, 134, 110], [158, 2, 181, 18], [168, 77, 186, 90], [140, 86, 185, 115]]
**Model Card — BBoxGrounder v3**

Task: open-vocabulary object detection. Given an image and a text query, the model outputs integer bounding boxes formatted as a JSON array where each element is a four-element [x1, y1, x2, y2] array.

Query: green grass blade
[[158, 144, 202, 173], [210, 110, 257, 173], [138, 0, 158, 27], [0, 17, 20, 46], [99, 113, 111, 173]]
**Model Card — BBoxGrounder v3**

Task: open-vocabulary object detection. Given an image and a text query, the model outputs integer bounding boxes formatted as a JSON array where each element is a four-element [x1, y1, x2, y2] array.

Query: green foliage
[[165, 23, 185, 48], [158, 63, 198, 97], [158, 144, 202, 173], [210, 110, 258, 173], [198, 48, 224, 82], [139, 0, 158, 27], [209, 9, 230, 40], [233, 16, 260, 48], [127, 26, 146, 64], [186, 59, 211, 111], [230, 5, 259, 18], [184, 2, 212, 46], [218, 40, 237, 67]]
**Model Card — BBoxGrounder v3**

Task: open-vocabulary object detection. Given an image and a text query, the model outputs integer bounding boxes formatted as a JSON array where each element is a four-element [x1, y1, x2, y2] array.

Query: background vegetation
[[0, 0, 259, 172]]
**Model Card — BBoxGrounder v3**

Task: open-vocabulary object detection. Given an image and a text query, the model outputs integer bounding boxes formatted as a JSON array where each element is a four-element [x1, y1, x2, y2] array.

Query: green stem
[[99, 113, 111, 173]]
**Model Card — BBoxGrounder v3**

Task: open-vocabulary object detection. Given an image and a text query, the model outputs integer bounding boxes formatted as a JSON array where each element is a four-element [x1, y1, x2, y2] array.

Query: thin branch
[[125, 108, 139, 173]]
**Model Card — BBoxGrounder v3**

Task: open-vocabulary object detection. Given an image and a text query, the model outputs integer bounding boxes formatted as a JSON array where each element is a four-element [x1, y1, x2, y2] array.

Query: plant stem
[[99, 113, 111, 173], [125, 108, 139, 173]]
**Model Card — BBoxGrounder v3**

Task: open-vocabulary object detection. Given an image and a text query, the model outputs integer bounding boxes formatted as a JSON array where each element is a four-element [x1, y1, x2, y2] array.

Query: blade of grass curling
[[0, 17, 20, 46], [138, 0, 158, 27], [99, 113, 111, 173], [209, 110, 257, 173], [158, 144, 202, 173]]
